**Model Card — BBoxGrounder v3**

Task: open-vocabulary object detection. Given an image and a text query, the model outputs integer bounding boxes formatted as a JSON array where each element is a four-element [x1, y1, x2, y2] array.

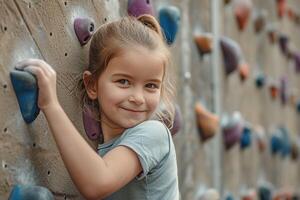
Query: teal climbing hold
[[159, 5, 181, 45], [10, 69, 40, 124], [240, 124, 252, 150], [9, 185, 54, 200]]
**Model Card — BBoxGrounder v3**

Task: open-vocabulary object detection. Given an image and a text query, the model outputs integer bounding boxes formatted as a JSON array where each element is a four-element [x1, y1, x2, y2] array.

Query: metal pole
[[211, 0, 222, 193]]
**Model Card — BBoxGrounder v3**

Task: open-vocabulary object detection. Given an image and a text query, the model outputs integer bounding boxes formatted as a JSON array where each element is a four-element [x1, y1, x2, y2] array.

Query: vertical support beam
[[211, 0, 222, 193]]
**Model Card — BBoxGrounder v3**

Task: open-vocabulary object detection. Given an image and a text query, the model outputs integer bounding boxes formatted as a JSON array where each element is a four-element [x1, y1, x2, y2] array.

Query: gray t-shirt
[[97, 120, 179, 200]]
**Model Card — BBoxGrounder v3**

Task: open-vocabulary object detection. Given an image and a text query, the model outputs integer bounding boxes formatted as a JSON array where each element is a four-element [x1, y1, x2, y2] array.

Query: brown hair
[[78, 14, 176, 128]]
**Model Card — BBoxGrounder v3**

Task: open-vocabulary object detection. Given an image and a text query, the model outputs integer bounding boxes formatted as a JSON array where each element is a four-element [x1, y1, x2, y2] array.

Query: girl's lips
[[121, 107, 146, 113]]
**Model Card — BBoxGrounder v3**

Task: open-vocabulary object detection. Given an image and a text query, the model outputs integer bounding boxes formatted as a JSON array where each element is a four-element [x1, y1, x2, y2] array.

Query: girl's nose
[[128, 90, 145, 105]]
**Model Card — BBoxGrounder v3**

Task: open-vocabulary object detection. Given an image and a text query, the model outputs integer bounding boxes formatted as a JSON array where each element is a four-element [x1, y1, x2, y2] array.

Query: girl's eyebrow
[[112, 73, 162, 83]]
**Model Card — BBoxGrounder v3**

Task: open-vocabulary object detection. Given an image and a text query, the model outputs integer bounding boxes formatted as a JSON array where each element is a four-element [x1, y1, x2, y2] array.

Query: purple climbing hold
[[82, 105, 102, 141], [128, 0, 154, 17], [169, 104, 183, 136], [293, 52, 300, 73], [280, 75, 288, 105], [10, 69, 40, 124], [220, 36, 243, 75], [221, 111, 244, 150], [278, 34, 289, 56], [74, 17, 95, 46]]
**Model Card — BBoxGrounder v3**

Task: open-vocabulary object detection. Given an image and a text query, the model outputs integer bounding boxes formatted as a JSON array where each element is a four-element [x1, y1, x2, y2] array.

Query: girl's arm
[[16, 59, 142, 199]]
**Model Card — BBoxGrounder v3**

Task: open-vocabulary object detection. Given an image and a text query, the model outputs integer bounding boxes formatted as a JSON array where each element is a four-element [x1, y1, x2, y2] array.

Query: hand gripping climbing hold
[[10, 69, 40, 124], [74, 17, 95, 46], [159, 5, 181, 45], [82, 104, 103, 142], [195, 102, 219, 142], [233, 0, 253, 31], [9, 185, 54, 200], [220, 36, 243, 75], [127, 0, 154, 17]]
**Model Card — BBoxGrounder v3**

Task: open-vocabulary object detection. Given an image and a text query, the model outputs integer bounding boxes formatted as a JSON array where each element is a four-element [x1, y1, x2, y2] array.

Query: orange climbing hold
[[276, 0, 286, 19], [195, 102, 219, 142], [238, 62, 250, 82], [194, 33, 213, 56], [233, 0, 253, 31]]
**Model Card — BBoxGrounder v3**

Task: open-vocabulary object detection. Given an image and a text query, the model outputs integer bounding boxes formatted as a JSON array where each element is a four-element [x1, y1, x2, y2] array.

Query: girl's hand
[[15, 58, 59, 111]]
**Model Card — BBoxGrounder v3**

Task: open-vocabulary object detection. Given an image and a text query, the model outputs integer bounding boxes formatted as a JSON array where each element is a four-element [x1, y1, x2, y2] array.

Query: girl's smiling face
[[96, 46, 165, 134]]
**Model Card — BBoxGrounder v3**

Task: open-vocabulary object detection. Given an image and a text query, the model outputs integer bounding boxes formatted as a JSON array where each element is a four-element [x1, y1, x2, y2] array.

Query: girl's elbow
[[81, 182, 111, 200]]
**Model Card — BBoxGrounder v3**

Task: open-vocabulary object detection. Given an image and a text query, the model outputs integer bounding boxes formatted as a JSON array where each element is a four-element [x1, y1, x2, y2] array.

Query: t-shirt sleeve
[[117, 120, 170, 180]]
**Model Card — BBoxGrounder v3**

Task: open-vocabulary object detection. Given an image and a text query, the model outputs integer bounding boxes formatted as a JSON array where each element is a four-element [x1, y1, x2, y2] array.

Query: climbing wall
[[1, 0, 300, 199]]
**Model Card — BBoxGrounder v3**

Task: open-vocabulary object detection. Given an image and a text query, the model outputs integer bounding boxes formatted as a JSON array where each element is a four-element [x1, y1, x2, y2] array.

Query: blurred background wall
[[1, 0, 300, 199]]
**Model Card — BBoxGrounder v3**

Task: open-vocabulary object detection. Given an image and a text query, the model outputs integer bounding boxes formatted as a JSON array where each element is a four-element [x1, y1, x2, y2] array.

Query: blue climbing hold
[[255, 73, 266, 88], [159, 5, 180, 45], [270, 129, 283, 155], [9, 185, 54, 200], [10, 69, 40, 124], [240, 124, 252, 150]]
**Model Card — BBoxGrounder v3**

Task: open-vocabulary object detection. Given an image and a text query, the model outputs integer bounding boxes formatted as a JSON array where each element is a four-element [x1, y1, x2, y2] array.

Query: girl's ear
[[83, 70, 98, 100]]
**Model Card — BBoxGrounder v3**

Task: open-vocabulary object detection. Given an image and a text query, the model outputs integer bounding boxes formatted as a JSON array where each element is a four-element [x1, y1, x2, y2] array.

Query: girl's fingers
[[23, 65, 46, 80], [15, 59, 55, 76]]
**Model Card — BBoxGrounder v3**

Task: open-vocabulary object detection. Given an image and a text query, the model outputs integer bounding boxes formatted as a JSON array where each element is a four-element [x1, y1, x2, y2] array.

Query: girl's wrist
[[42, 101, 62, 115]]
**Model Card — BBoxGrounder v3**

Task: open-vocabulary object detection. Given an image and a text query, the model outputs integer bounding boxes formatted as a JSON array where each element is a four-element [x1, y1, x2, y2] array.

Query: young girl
[[16, 14, 179, 199]]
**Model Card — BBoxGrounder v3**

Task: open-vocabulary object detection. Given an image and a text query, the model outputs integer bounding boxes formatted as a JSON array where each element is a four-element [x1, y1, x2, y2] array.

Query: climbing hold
[[293, 52, 300, 73], [270, 129, 283, 155], [9, 185, 54, 200], [287, 7, 295, 21], [195, 102, 219, 142], [266, 24, 277, 44], [224, 0, 232, 5], [269, 81, 279, 100], [280, 75, 288, 105], [278, 34, 289, 56], [253, 125, 267, 152], [169, 104, 183, 136], [241, 189, 257, 200], [127, 0, 154, 17], [161, 104, 183, 136], [74, 17, 95, 46], [220, 36, 243, 75], [253, 10, 267, 34], [255, 73, 266, 88], [240, 123, 252, 150], [258, 184, 272, 200], [10, 69, 40, 124], [279, 126, 291, 158], [221, 111, 243, 150], [297, 100, 300, 113], [198, 189, 220, 200], [276, 0, 286, 19], [233, 0, 253, 31], [194, 33, 213, 56], [82, 105, 102, 142], [159, 5, 181, 45], [225, 193, 235, 200], [238, 62, 250, 82], [290, 141, 299, 161]]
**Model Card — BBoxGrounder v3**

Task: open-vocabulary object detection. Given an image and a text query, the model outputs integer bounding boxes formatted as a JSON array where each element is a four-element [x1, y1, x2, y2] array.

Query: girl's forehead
[[105, 47, 165, 79]]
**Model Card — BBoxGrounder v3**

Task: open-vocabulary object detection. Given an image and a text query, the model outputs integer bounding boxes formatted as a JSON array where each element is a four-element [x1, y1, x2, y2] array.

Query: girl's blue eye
[[146, 83, 159, 89]]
